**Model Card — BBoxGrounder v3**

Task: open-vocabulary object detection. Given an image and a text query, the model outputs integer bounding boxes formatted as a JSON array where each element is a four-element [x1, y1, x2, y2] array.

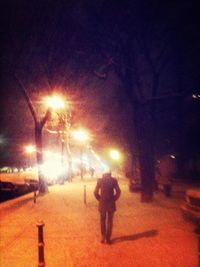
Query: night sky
[[0, 0, 200, 167]]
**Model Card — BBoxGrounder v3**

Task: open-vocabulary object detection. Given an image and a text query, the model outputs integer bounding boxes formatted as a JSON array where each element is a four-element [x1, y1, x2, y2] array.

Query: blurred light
[[192, 94, 200, 99], [110, 149, 121, 161], [41, 159, 65, 179], [46, 95, 65, 110], [102, 164, 111, 172], [44, 150, 55, 157], [0, 135, 6, 146], [72, 129, 89, 142], [82, 154, 89, 163], [25, 145, 36, 154], [94, 153, 100, 161], [170, 155, 176, 159]]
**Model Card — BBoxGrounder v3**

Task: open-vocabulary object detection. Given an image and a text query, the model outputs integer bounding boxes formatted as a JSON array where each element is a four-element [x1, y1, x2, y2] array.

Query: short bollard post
[[34, 191, 37, 203], [84, 184, 86, 204], [37, 221, 45, 267]]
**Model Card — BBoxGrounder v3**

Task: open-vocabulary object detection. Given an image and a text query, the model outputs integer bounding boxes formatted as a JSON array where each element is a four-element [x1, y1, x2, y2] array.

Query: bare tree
[[86, 1, 181, 202], [16, 77, 50, 193]]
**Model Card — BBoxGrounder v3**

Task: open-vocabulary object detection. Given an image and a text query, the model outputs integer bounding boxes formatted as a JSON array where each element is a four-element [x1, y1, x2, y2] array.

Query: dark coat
[[94, 175, 121, 213]]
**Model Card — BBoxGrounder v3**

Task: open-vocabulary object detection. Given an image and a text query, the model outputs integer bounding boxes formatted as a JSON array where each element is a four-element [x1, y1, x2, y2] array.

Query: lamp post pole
[[46, 95, 72, 182]]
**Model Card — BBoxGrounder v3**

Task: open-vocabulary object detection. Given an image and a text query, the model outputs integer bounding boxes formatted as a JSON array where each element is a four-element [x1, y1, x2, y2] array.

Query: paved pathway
[[0, 178, 198, 267]]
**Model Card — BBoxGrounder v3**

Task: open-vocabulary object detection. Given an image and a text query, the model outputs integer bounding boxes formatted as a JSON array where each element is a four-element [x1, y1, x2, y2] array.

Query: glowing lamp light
[[72, 129, 89, 143], [110, 149, 121, 161], [41, 160, 64, 179], [25, 145, 36, 154], [46, 95, 65, 110]]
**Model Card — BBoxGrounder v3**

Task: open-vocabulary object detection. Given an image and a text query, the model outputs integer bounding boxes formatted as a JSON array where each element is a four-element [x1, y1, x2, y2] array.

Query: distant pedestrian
[[156, 155, 176, 197], [94, 172, 121, 244]]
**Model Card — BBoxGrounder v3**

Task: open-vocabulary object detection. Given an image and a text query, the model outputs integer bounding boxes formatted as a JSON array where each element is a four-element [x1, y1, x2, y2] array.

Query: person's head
[[102, 172, 112, 178]]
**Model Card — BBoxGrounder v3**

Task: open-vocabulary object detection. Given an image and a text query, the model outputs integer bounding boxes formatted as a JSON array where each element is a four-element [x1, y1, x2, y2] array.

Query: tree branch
[[40, 109, 51, 128], [93, 57, 114, 79], [15, 75, 38, 123], [155, 41, 168, 68], [138, 36, 156, 73], [144, 89, 189, 104]]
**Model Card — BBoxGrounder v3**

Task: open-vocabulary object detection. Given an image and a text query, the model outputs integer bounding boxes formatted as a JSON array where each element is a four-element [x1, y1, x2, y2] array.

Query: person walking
[[155, 155, 176, 197], [94, 172, 121, 244]]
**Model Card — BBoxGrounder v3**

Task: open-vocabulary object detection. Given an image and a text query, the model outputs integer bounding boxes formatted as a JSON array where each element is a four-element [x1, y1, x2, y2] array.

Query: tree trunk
[[139, 138, 154, 202], [35, 122, 48, 193], [136, 104, 155, 202], [15, 77, 49, 193]]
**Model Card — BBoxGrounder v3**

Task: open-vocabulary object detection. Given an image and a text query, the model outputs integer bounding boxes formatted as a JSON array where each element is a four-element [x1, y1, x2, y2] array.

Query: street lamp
[[45, 94, 65, 162], [72, 129, 89, 143], [110, 149, 121, 161], [25, 144, 36, 154], [108, 148, 123, 175], [25, 145, 36, 167], [72, 129, 89, 180], [45, 95, 65, 110], [46, 94, 72, 182]]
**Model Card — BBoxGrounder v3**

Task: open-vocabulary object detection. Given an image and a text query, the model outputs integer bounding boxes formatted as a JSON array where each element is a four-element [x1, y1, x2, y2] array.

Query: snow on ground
[[0, 177, 198, 267]]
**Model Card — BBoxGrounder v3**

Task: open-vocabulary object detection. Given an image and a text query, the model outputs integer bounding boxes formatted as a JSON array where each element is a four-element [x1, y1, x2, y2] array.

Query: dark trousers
[[100, 211, 114, 241]]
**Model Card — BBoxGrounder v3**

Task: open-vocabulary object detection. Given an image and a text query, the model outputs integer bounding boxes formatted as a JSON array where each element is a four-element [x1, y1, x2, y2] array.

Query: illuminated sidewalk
[[0, 179, 198, 267]]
